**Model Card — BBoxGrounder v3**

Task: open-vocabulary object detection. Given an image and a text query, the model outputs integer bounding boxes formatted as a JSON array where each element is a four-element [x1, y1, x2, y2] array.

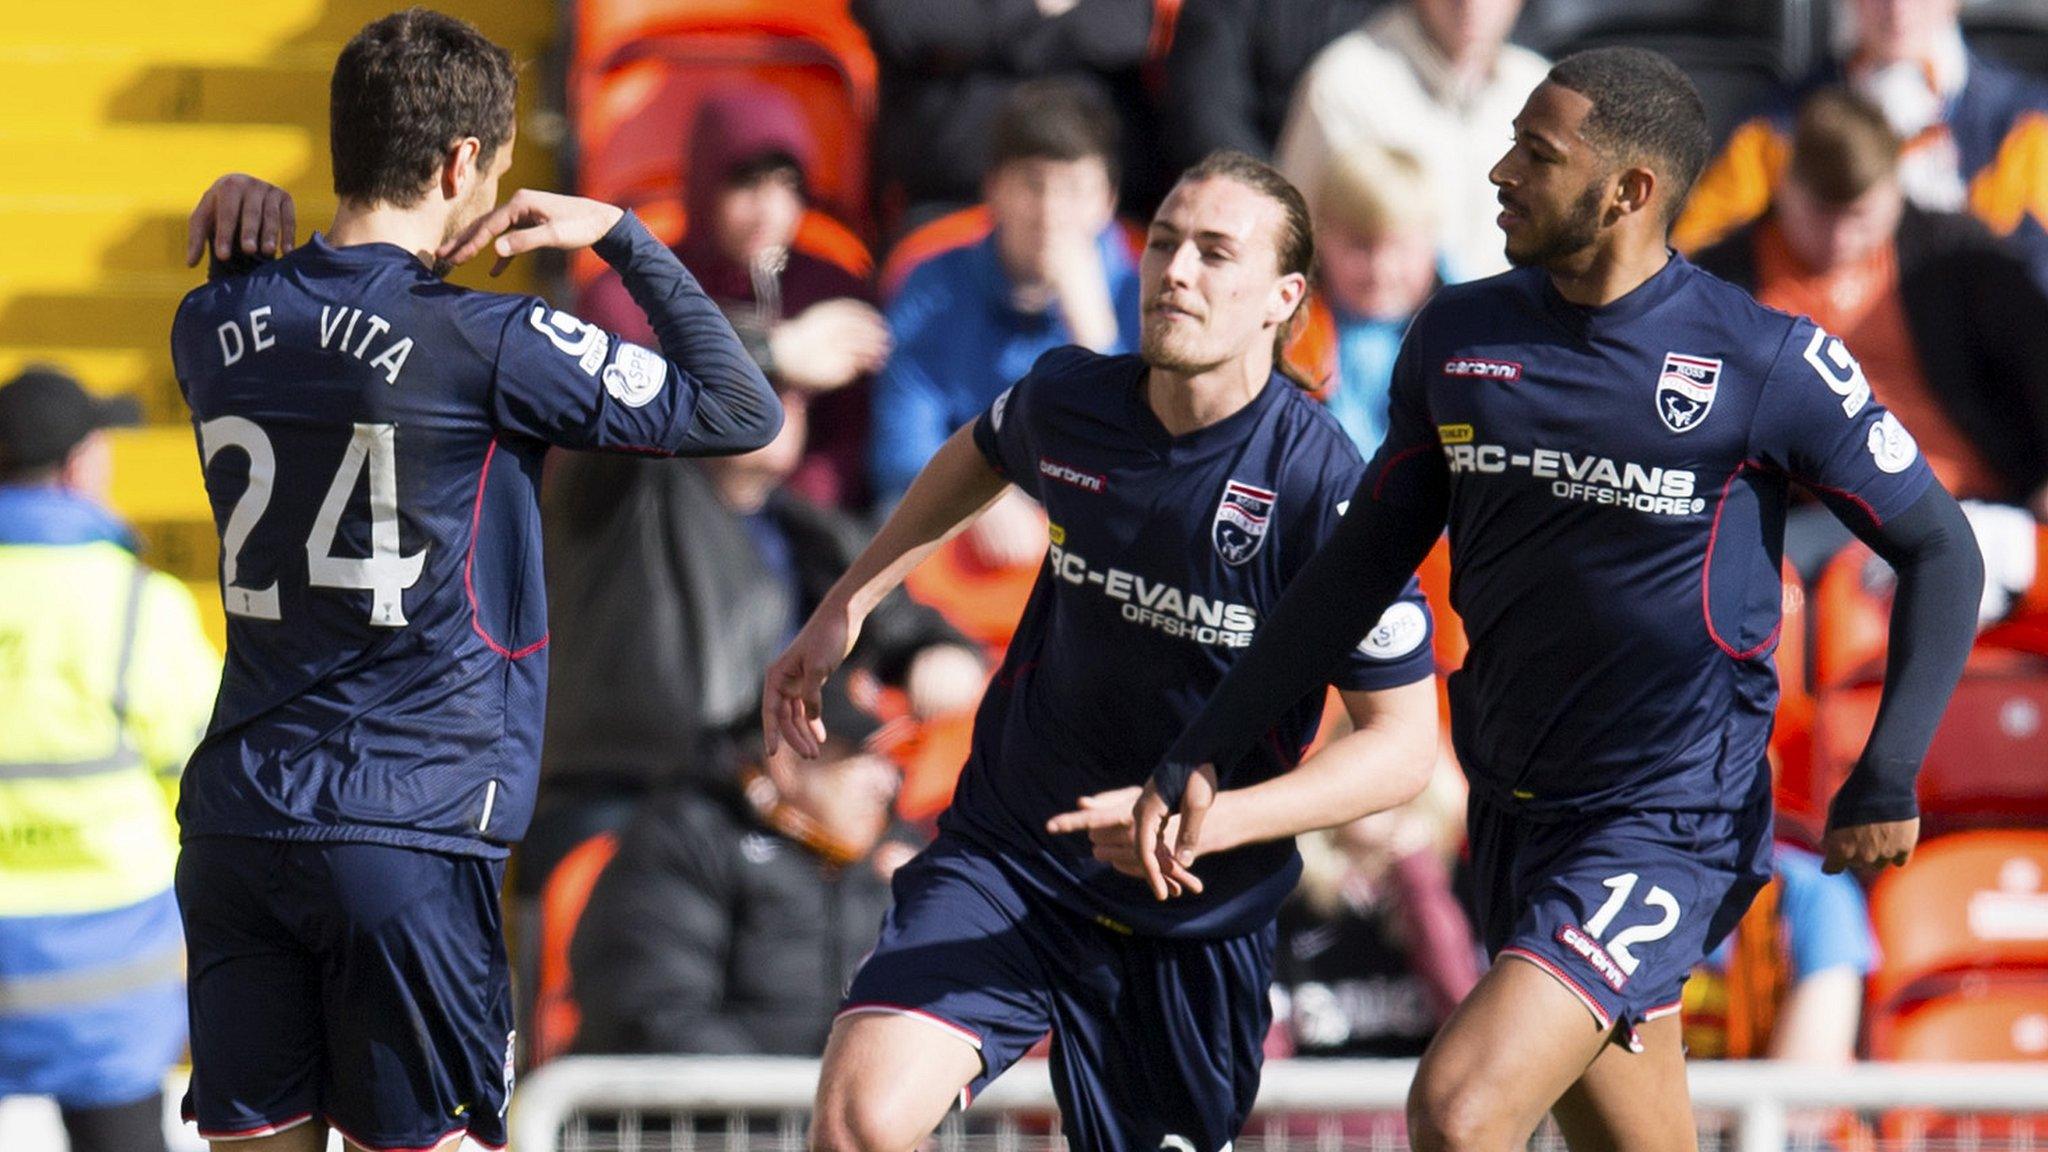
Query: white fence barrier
[[511, 1057, 2048, 1152]]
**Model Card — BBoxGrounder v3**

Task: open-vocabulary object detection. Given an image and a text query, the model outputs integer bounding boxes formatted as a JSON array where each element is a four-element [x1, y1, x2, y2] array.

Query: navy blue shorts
[[842, 835, 1274, 1152], [175, 837, 513, 1150], [1466, 790, 1773, 1049]]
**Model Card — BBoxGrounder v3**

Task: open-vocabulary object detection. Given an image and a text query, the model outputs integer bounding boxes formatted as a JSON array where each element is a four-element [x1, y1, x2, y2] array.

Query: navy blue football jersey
[[170, 216, 779, 857], [1367, 254, 1935, 818], [955, 347, 1436, 939]]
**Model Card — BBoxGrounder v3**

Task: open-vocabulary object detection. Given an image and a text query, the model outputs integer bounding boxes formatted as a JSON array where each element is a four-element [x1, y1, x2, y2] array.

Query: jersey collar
[[1537, 250, 1692, 338], [1128, 361, 1292, 452], [301, 232, 435, 271]]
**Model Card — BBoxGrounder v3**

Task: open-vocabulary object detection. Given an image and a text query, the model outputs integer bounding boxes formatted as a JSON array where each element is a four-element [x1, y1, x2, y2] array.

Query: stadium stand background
[[6, 0, 2048, 1103], [0, 0, 560, 650]]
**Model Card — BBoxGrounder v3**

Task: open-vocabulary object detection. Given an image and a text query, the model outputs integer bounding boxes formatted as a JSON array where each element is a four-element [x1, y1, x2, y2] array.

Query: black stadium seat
[[1963, 0, 2048, 81], [1510, 0, 1826, 145]]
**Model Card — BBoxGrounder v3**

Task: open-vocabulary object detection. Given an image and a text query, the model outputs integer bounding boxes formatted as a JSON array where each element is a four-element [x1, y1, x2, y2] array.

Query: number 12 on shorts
[[1579, 872, 1681, 977]]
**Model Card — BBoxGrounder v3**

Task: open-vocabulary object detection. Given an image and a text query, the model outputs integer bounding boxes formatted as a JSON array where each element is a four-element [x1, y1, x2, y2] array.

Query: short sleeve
[[1328, 580, 1435, 691], [487, 295, 754, 454], [1360, 326, 1450, 513], [1750, 319, 1936, 529], [1293, 443, 1436, 692], [970, 358, 1063, 502]]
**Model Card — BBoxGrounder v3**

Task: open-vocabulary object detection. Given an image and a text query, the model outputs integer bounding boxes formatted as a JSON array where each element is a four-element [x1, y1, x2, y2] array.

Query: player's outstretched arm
[[1051, 679, 1437, 886], [1822, 482, 1984, 874], [186, 173, 297, 266], [763, 425, 1010, 758], [1134, 481, 1447, 900]]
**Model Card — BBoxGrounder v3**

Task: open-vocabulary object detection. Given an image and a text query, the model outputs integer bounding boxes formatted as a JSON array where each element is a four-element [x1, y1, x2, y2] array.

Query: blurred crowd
[[502, 0, 2048, 1075], [8, 1, 2048, 1123]]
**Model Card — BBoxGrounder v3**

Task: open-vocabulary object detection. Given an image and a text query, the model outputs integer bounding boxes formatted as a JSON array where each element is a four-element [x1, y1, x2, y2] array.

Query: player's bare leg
[[1407, 956, 1618, 1152], [213, 1123, 466, 1152], [211, 1123, 325, 1152], [809, 1013, 982, 1152], [1548, 1013, 1696, 1152]]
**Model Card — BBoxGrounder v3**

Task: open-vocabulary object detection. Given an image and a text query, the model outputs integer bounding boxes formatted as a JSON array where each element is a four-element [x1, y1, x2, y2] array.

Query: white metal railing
[[511, 1057, 2048, 1152]]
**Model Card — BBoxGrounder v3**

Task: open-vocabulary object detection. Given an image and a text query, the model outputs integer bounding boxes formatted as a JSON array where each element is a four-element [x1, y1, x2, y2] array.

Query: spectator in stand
[[1694, 87, 2048, 600], [1276, 0, 1548, 283], [1311, 143, 1441, 456], [1682, 844, 1875, 1064], [869, 79, 1140, 564], [570, 680, 908, 1057], [852, 0, 1168, 233], [1676, 0, 2048, 282], [580, 85, 889, 511], [1270, 768, 1477, 1059], [520, 388, 982, 940], [1157, 0, 1382, 172]]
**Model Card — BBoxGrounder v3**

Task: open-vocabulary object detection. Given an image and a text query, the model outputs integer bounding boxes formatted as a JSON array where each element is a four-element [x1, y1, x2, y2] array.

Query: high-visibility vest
[[0, 541, 218, 918]]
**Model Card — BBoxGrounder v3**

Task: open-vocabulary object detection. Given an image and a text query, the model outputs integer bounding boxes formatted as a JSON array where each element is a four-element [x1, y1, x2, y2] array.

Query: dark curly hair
[[330, 8, 518, 208], [1546, 47, 1712, 224]]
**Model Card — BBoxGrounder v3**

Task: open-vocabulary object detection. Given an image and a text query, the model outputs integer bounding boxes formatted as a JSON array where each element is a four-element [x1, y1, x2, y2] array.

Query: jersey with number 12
[[171, 230, 761, 857]]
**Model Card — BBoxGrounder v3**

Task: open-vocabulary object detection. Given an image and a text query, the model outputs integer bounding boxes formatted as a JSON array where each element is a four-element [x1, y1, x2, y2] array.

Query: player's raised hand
[[762, 602, 861, 760], [187, 174, 297, 265], [1821, 817, 1920, 875], [1132, 765, 1215, 901], [438, 190, 626, 276]]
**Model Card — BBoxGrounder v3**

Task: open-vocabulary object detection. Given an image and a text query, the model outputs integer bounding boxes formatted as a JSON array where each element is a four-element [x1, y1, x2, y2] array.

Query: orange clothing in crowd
[[1752, 220, 2002, 499]]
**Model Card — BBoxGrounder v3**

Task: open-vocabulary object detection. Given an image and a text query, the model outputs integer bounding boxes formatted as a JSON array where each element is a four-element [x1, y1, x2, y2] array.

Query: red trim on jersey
[[465, 440, 548, 660], [1701, 461, 1783, 661], [1499, 947, 1613, 1029], [836, 1003, 984, 1049], [1372, 444, 1437, 503], [1798, 477, 1882, 528], [194, 1112, 315, 1140]]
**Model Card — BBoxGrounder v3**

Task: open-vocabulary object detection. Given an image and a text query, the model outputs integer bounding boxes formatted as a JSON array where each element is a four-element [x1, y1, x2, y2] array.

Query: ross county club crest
[[1655, 352, 1722, 434], [1212, 479, 1277, 566]]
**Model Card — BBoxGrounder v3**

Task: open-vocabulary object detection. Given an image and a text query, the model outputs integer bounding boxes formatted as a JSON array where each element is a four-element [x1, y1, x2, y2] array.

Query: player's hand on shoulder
[[762, 600, 862, 760], [439, 190, 626, 276], [188, 173, 297, 266], [1821, 817, 1920, 876], [1132, 765, 1216, 901]]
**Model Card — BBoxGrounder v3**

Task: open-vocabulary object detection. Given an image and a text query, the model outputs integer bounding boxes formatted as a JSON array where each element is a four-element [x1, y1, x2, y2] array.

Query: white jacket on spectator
[[1277, 5, 1548, 283]]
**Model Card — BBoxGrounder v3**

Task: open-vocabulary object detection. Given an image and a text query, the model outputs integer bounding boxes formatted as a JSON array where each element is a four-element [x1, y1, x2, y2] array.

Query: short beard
[[1140, 323, 1218, 375], [1505, 182, 1607, 269]]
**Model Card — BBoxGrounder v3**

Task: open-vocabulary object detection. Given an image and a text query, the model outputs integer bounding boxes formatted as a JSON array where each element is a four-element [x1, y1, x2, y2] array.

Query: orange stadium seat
[[573, 0, 875, 101], [879, 207, 995, 301], [1811, 542, 1892, 691], [1882, 981, 2048, 1061], [880, 209, 1150, 301], [1812, 647, 2048, 837], [576, 38, 871, 234], [530, 831, 621, 1067], [1866, 830, 2048, 1013], [1875, 981, 2048, 1146], [1770, 562, 1824, 844]]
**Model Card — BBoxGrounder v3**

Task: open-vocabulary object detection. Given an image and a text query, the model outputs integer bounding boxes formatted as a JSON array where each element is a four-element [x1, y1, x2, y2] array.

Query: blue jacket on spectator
[[869, 228, 1142, 506]]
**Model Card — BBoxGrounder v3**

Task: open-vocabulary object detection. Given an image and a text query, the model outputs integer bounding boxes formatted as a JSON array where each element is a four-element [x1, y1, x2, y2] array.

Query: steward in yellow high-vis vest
[[0, 368, 219, 1151]]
